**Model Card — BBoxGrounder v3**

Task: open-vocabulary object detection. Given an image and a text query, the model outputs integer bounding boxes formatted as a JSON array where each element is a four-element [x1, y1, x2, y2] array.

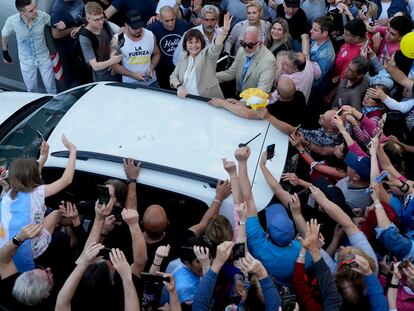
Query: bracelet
[[127, 178, 136, 184], [12, 234, 22, 246], [299, 149, 306, 154], [213, 198, 221, 204], [152, 262, 161, 267], [176, 83, 182, 89], [388, 282, 399, 288], [374, 203, 383, 209], [398, 181, 409, 193], [238, 221, 246, 225], [298, 254, 305, 258]]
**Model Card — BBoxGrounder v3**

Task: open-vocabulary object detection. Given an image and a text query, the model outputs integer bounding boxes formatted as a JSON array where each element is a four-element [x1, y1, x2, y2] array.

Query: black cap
[[125, 10, 145, 29], [285, 0, 300, 8]]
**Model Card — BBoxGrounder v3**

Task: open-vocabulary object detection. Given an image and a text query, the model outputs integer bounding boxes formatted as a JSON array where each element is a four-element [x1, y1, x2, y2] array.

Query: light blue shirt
[[309, 38, 335, 87], [1, 11, 51, 66]]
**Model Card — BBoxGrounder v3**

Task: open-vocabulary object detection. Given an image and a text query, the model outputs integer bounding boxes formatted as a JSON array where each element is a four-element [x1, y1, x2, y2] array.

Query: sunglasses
[[240, 40, 259, 49]]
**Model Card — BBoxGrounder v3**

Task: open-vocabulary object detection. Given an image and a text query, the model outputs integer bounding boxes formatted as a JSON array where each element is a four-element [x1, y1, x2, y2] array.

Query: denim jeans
[[376, 223, 414, 260]]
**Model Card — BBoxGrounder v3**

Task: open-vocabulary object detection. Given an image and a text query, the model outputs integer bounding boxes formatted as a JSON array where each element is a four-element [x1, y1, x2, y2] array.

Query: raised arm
[[213, 13, 231, 46], [45, 134, 76, 197], [109, 248, 140, 311], [0, 224, 43, 279], [84, 199, 114, 249], [189, 179, 231, 237], [55, 242, 104, 311], [38, 141, 49, 175], [309, 186, 359, 236], [259, 151, 290, 207], [235, 146, 256, 216]]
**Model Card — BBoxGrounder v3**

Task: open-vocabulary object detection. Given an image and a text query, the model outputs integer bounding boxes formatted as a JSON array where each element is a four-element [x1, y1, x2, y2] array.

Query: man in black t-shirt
[[267, 77, 305, 126], [143, 179, 231, 272], [147, 6, 191, 89], [276, 0, 309, 53]]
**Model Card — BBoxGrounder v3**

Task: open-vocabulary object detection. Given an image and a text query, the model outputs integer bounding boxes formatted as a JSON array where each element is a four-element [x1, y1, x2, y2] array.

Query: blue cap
[[344, 152, 370, 181], [265, 203, 295, 247]]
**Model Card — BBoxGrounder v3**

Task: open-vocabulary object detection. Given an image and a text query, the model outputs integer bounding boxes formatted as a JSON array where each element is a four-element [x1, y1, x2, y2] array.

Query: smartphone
[[281, 294, 297, 311], [375, 171, 389, 183], [361, 5, 368, 14], [143, 75, 152, 81], [293, 124, 302, 135], [96, 184, 110, 205], [231, 243, 245, 261], [266, 144, 275, 160], [336, 107, 343, 116], [36, 130, 45, 141], [140, 272, 170, 283], [338, 98, 343, 107], [399, 256, 413, 270], [97, 247, 111, 260]]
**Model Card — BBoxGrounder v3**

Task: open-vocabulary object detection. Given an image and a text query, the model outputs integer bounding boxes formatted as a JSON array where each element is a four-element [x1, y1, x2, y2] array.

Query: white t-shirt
[[379, 1, 391, 19], [182, 56, 199, 95], [119, 29, 156, 84]]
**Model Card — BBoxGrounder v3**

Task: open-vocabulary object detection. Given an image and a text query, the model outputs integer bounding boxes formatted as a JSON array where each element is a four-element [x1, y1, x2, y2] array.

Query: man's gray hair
[[245, 26, 264, 41], [159, 5, 174, 16], [12, 270, 50, 306], [201, 5, 220, 19]]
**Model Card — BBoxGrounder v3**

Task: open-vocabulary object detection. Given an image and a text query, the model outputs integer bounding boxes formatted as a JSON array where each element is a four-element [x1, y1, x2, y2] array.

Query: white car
[[0, 83, 289, 223]]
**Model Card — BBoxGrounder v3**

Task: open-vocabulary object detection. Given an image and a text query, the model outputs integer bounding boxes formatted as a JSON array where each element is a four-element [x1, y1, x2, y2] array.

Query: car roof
[[0, 91, 46, 124], [46, 83, 289, 212]]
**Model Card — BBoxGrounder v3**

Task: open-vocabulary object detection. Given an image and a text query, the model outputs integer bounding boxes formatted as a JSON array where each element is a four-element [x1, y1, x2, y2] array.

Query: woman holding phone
[[170, 14, 232, 99]]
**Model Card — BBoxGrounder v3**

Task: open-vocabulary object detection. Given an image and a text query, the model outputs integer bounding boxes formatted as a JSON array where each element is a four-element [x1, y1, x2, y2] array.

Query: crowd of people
[[2, 0, 414, 310]]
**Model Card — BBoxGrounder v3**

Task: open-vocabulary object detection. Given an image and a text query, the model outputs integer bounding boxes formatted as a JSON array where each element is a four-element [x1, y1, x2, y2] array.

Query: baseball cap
[[265, 203, 295, 247], [285, 0, 300, 8], [344, 152, 371, 181], [125, 10, 145, 29]]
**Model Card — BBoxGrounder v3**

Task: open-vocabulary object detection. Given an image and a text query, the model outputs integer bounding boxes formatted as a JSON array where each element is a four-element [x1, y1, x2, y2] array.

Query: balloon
[[400, 32, 414, 59]]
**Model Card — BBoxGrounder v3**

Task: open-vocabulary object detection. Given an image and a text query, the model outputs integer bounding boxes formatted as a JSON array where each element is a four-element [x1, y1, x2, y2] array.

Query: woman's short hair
[[13, 270, 50, 306], [200, 4, 219, 19], [246, 0, 263, 14], [182, 29, 206, 53], [8, 158, 42, 200], [204, 215, 233, 258]]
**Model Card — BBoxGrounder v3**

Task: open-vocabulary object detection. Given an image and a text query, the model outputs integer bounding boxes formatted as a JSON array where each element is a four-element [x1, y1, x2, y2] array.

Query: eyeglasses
[[88, 15, 105, 22], [35, 265, 53, 282], [240, 40, 259, 49]]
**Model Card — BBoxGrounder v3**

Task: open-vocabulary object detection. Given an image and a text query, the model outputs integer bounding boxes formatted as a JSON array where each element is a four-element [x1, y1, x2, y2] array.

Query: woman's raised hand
[[222, 13, 232, 34]]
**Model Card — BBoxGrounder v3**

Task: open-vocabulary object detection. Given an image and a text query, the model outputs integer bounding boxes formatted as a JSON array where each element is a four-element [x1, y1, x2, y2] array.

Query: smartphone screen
[[232, 243, 245, 261], [96, 185, 110, 205], [266, 144, 275, 160], [140, 272, 170, 284]]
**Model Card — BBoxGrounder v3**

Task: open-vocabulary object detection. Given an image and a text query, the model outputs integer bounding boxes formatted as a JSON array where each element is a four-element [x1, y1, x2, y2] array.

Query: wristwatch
[[127, 178, 136, 184], [12, 234, 22, 246]]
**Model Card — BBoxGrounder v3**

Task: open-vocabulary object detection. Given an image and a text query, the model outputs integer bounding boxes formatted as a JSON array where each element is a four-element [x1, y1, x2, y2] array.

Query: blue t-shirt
[[50, 0, 84, 27], [147, 19, 191, 70], [111, 0, 157, 23], [246, 216, 312, 286]]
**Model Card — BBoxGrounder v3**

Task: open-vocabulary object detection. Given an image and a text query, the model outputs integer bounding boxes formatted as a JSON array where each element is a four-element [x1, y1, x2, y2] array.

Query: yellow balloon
[[400, 32, 414, 59]]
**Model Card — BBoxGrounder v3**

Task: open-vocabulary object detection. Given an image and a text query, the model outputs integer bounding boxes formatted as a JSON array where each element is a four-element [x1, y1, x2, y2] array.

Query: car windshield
[[0, 84, 95, 167]]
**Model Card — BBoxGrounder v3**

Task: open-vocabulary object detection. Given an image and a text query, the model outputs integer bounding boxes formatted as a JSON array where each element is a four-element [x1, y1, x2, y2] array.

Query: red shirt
[[334, 42, 364, 78]]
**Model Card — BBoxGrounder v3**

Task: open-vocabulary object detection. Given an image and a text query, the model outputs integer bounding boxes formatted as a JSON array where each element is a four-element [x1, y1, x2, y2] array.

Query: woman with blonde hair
[[268, 17, 292, 56], [224, 1, 271, 55]]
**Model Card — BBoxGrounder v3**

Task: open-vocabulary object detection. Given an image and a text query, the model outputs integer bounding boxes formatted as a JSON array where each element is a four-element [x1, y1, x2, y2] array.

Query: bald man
[[142, 180, 231, 271], [209, 77, 305, 126]]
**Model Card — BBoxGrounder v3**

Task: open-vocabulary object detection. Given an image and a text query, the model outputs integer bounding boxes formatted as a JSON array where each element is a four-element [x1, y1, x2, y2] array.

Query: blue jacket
[[373, 0, 407, 18], [364, 273, 388, 311], [310, 39, 336, 87]]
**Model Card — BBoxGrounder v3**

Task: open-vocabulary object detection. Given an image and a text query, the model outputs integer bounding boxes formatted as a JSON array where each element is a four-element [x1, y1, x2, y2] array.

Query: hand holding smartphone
[[96, 185, 110, 205], [266, 144, 275, 160]]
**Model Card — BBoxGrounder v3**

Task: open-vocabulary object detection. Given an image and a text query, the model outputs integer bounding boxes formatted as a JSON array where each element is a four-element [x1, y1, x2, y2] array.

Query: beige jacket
[[216, 45, 276, 93], [170, 39, 224, 99]]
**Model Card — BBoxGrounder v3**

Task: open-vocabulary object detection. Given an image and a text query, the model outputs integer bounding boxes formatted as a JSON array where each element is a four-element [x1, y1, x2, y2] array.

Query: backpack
[[73, 21, 115, 84]]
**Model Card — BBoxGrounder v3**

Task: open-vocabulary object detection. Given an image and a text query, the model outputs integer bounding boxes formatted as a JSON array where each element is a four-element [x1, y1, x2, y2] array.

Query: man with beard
[[112, 10, 161, 86], [147, 6, 191, 89], [172, 5, 221, 65], [275, 0, 309, 54], [216, 26, 276, 96]]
